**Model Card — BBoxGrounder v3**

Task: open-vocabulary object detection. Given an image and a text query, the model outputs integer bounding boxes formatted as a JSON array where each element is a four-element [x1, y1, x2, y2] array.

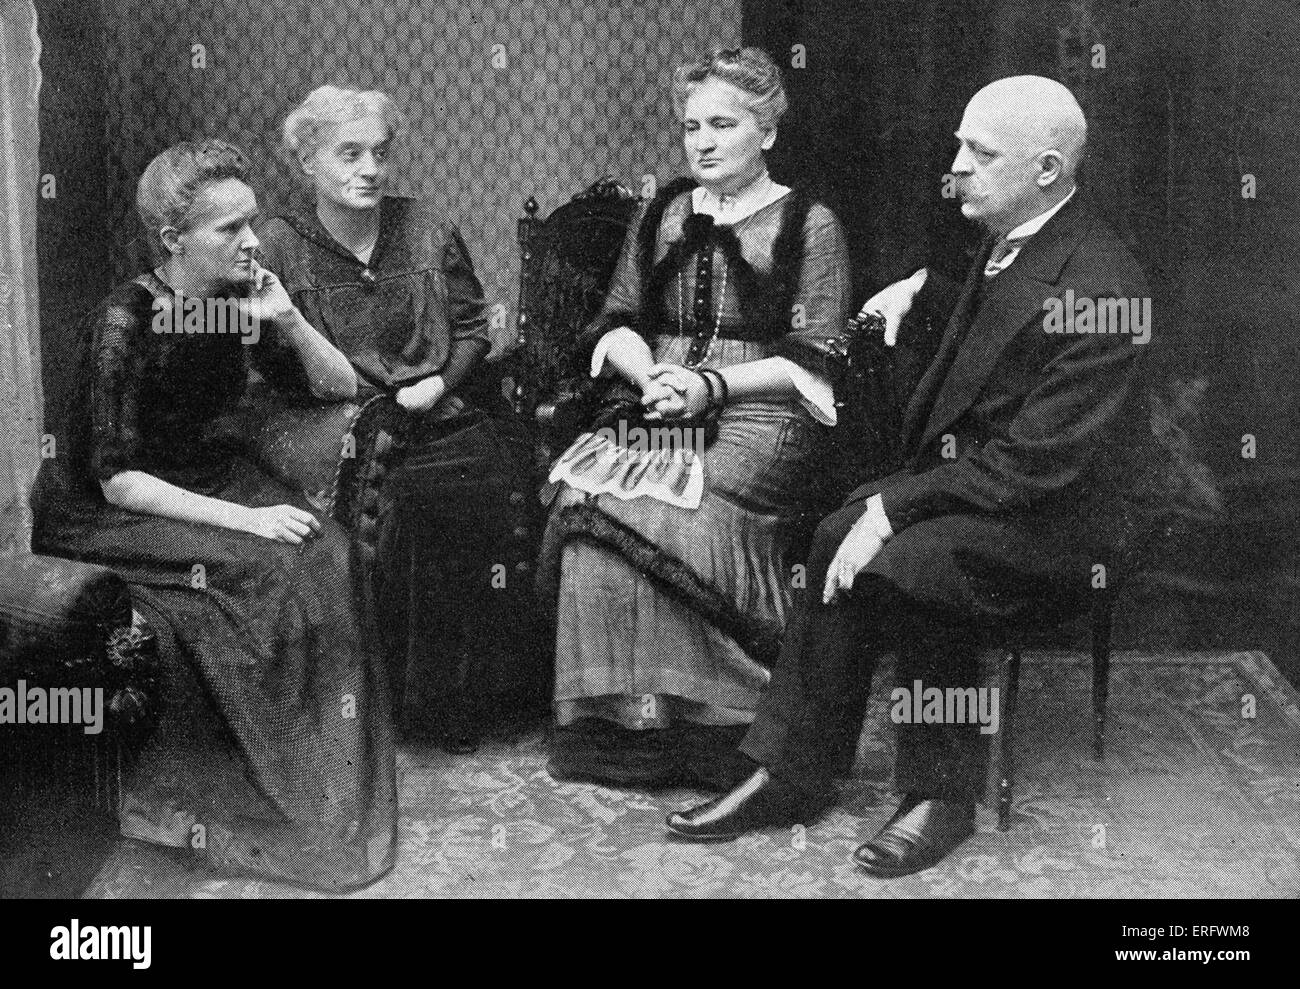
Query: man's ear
[[159, 226, 184, 257], [298, 150, 316, 177], [761, 126, 777, 152], [1036, 149, 1065, 188]]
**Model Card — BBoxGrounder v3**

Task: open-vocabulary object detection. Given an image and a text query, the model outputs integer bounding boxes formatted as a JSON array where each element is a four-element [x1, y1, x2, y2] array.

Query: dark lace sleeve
[[88, 292, 155, 482], [439, 224, 491, 390], [246, 316, 315, 404], [770, 202, 853, 378]]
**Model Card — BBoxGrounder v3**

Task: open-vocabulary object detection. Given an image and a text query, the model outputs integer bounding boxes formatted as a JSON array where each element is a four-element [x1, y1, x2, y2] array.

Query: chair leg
[[997, 648, 1021, 832], [1091, 596, 1113, 761]]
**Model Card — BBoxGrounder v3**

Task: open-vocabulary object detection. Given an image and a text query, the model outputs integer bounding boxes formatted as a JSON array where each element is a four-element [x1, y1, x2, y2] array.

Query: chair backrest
[[512, 178, 640, 417], [838, 312, 903, 470]]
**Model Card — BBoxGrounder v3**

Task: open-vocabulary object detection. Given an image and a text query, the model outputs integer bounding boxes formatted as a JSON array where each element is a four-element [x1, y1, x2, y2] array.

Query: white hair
[[282, 84, 402, 160]]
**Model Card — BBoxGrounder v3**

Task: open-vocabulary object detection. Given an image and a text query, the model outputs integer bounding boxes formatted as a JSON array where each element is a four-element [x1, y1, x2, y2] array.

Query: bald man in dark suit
[[667, 75, 1161, 877]]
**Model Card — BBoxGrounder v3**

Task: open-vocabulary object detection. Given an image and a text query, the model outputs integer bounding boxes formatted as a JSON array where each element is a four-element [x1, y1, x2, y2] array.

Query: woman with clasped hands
[[538, 47, 853, 790]]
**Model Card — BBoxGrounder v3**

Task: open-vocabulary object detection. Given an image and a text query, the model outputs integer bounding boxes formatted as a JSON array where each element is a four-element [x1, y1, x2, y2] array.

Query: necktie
[[983, 234, 1029, 279]]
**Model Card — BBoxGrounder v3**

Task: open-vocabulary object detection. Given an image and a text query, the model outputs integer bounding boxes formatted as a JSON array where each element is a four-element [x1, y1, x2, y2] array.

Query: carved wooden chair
[[990, 584, 1118, 831], [511, 177, 642, 475], [510, 180, 903, 499]]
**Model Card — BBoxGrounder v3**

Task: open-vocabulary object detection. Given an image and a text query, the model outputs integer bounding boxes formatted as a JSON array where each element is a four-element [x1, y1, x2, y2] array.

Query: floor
[[63, 650, 1300, 899]]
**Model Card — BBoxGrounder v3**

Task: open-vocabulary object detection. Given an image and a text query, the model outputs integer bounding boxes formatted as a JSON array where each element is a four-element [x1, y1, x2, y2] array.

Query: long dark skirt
[[372, 409, 517, 733], [33, 456, 396, 892]]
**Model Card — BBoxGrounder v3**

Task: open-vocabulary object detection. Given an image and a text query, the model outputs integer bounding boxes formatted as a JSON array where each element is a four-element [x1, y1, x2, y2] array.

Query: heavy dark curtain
[[744, 0, 1299, 670]]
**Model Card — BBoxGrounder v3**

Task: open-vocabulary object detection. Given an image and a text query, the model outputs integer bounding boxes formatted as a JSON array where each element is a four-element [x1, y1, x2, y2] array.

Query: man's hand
[[822, 496, 895, 604], [822, 520, 885, 604], [426, 394, 466, 420], [859, 268, 927, 347]]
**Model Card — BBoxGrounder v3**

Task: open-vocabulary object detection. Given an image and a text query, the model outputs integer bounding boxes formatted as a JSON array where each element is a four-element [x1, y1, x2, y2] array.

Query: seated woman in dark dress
[[537, 48, 852, 789], [258, 85, 515, 751], [31, 140, 396, 892]]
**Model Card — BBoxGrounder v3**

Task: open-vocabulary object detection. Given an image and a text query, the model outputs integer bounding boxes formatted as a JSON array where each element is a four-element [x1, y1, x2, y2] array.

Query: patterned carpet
[[86, 651, 1300, 898]]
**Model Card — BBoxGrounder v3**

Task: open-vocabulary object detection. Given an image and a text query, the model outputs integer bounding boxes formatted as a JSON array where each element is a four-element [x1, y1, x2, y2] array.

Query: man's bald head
[[968, 76, 1087, 176], [951, 75, 1088, 233]]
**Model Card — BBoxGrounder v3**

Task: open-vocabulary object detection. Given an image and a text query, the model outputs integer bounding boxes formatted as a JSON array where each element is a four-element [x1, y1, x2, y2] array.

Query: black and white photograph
[[0, 0, 1295, 929]]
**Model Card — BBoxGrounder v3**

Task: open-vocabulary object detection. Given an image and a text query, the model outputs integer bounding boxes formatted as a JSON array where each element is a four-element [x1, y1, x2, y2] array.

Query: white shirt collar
[[692, 171, 791, 224], [1005, 186, 1076, 241]]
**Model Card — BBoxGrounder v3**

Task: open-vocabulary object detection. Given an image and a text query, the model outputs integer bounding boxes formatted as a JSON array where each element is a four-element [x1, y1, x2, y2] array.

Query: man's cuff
[[863, 493, 894, 540]]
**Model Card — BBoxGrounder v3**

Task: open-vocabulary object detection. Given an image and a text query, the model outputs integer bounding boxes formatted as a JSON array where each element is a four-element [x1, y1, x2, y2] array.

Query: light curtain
[[0, 0, 42, 553]]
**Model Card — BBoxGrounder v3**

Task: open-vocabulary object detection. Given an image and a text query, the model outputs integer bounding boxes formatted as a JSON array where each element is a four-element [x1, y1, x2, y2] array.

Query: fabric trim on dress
[[551, 502, 784, 668]]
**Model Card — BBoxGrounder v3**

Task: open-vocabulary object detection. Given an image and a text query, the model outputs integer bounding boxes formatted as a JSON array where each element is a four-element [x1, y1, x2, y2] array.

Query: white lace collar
[[692, 171, 791, 224]]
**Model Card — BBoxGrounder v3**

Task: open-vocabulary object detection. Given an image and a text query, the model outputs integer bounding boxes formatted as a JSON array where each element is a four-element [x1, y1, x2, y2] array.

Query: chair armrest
[[0, 553, 163, 733], [102, 614, 163, 733], [534, 380, 590, 427], [0, 553, 133, 667], [534, 379, 595, 460]]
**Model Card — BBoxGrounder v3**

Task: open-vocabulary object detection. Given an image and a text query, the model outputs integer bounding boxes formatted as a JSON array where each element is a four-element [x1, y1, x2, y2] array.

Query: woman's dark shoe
[[439, 727, 479, 755], [546, 759, 685, 790], [665, 768, 813, 841], [851, 795, 975, 878], [436, 683, 480, 754], [548, 720, 687, 789]]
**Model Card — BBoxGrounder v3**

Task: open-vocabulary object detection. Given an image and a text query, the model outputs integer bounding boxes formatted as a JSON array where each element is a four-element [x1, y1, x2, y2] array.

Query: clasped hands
[[640, 363, 711, 421]]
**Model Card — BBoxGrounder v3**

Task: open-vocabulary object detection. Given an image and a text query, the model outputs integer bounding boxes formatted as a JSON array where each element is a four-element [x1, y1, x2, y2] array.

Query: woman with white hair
[[259, 85, 518, 753], [31, 139, 396, 892], [537, 48, 853, 789]]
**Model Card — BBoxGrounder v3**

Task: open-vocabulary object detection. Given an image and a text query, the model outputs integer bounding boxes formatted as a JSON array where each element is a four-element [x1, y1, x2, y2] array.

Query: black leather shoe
[[665, 768, 812, 841], [852, 795, 975, 878]]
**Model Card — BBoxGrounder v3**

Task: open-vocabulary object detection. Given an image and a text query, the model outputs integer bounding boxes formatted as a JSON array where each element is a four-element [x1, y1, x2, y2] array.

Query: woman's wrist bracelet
[[702, 369, 729, 409], [695, 369, 715, 415]]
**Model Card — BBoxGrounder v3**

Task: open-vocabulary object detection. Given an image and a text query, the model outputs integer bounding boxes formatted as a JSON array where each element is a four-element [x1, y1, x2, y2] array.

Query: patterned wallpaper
[[101, 0, 742, 352]]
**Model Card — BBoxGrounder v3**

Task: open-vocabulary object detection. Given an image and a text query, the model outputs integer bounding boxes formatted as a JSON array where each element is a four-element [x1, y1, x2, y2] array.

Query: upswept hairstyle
[[671, 46, 788, 130], [282, 84, 403, 160], [135, 138, 252, 263]]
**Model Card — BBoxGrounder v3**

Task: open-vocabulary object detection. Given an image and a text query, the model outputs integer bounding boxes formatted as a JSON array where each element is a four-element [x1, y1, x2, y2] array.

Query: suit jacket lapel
[[899, 236, 993, 453], [913, 197, 1093, 455]]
